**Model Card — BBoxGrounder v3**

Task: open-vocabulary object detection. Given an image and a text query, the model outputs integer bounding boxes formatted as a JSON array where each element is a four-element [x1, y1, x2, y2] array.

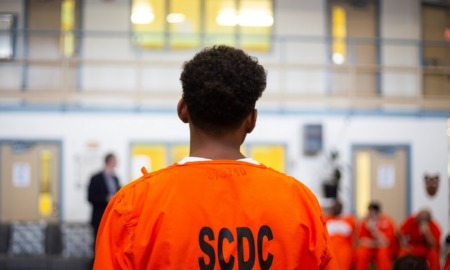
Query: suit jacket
[[88, 171, 121, 231]]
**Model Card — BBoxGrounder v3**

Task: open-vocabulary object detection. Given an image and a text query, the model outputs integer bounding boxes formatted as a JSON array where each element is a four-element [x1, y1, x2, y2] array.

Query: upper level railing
[[0, 29, 449, 112]]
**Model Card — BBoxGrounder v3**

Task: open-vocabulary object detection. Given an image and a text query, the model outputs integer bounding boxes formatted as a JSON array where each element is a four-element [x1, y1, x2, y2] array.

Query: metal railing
[[0, 29, 449, 112]]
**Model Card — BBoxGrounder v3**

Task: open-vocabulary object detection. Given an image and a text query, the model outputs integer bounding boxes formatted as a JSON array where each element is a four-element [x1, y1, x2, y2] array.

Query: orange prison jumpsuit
[[355, 215, 396, 270], [93, 160, 338, 269], [398, 215, 441, 270], [325, 215, 356, 270]]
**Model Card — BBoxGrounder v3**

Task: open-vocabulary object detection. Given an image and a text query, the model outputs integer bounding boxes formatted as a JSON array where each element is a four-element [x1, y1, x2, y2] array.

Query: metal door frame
[[0, 139, 63, 222]]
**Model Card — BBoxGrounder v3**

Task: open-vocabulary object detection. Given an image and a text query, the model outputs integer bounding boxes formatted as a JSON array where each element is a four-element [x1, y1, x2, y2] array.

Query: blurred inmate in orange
[[355, 202, 396, 270], [398, 209, 441, 270], [325, 200, 356, 270], [93, 45, 338, 269]]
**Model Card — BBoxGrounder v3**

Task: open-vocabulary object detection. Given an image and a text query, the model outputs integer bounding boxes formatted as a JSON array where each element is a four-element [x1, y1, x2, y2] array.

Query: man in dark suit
[[88, 153, 121, 247]]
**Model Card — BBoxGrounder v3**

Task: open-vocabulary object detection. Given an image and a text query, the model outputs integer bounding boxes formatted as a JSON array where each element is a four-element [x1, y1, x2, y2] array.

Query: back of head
[[393, 255, 428, 270], [180, 45, 267, 133]]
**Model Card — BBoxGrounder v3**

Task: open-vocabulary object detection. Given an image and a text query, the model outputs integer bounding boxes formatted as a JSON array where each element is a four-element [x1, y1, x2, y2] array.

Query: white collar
[[177, 156, 260, 165]]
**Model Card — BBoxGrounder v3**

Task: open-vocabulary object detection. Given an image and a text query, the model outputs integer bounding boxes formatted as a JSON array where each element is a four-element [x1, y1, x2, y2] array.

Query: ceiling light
[[238, 12, 273, 27], [131, 2, 154, 24], [167, 13, 186, 24], [216, 9, 238, 26], [332, 53, 345, 65], [216, 7, 273, 27]]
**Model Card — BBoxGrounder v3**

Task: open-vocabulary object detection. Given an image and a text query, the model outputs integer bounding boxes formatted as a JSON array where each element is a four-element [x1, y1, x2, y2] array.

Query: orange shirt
[[94, 160, 337, 269], [358, 215, 396, 246], [325, 215, 356, 270], [400, 215, 441, 251], [325, 215, 356, 248]]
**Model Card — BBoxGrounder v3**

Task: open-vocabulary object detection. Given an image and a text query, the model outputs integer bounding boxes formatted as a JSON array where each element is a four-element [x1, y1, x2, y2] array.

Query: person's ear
[[177, 98, 189, 123], [245, 109, 257, 134]]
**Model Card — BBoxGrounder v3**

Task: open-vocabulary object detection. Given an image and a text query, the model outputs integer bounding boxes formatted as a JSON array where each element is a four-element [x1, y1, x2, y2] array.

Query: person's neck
[[189, 143, 245, 160], [104, 167, 114, 175], [189, 129, 246, 160]]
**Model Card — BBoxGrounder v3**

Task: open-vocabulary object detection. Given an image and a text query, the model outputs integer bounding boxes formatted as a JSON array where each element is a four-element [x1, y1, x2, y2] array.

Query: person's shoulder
[[430, 219, 441, 232], [342, 214, 357, 224], [113, 164, 180, 195], [105, 164, 198, 219], [358, 217, 369, 227], [382, 214, 396, 226], [401, 215, 415, 226], [256, 164, 309, 187], [90, 171, 104, 180]]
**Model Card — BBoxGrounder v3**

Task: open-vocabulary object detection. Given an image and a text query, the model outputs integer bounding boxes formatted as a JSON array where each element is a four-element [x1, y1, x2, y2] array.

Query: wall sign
[[12, 162, 31, 188], [303, 124, 323, 156]]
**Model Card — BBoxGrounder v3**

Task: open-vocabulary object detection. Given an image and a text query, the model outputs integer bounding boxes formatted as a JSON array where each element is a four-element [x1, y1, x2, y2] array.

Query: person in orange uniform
[[325, 200, 356, 270], [354, 202, 396, 270], [398, 209, 441, 270], [93, 45, 338, 269]]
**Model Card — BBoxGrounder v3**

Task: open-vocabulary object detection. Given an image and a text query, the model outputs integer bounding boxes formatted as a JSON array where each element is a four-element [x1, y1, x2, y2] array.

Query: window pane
[[61, 0, 75, 57], [331, 5, 346, 65], [239, 0, 272, 51], [130, 0, 274, 51], [169, 0, 200, 49], [131, 144, 167, 175], [250, 145, 285, 173], [131, 0, 166, 48], [0, 14, 16, 60], [205, 0, 237, 47]]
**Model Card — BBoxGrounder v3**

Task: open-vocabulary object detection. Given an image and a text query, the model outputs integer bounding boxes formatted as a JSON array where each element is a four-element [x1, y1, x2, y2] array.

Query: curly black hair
[[180, 45, 267, 132]]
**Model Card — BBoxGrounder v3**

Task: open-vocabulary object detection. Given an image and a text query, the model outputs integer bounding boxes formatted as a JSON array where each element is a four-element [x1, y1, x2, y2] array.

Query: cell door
[[353, 146, 408, 226], [422, 4, 450, 97], [26, 0, 79, 90], [329, 0, 379, 95], [0, 141, 61, 222]]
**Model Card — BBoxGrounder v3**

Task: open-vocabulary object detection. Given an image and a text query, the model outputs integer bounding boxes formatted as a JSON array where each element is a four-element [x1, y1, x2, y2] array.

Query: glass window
[[0, 14, 16, 60], [247, 144, 286, 173], [205, 0, 237, 47], [131, 0, 273, 51], [131, 0, 166, 48], [61, 0, 76, 57], [239, 0, 272, 51], [168, 0, 201, 49], [331, 5, 346, 65]]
